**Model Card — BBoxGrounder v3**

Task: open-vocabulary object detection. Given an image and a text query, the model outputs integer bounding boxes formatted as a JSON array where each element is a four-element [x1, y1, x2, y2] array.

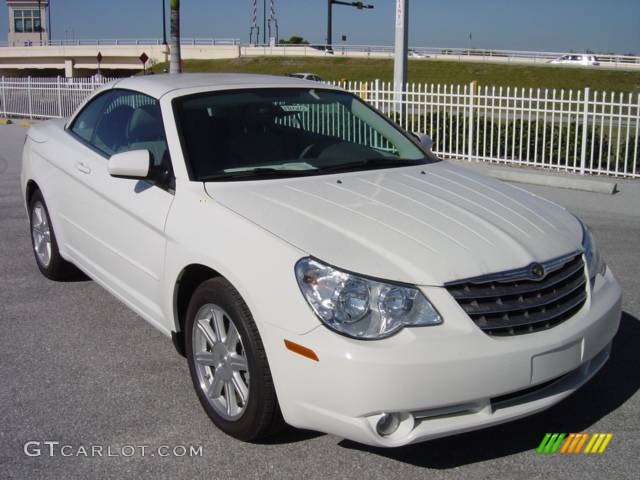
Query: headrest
[[128, 104, 163, 142], [95, 104, 133, 150]]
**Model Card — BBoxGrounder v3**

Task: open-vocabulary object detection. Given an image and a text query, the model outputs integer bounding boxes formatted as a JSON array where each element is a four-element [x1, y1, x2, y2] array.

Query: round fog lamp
[[376, 412, 401, 437]]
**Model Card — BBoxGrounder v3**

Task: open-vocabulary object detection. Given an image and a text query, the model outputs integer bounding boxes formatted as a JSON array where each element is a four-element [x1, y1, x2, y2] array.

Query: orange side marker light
[[284, 339, 319, 362]]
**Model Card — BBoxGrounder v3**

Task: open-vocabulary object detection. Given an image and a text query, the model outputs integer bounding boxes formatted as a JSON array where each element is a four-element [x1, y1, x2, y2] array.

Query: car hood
[[204, 161, 583, 286]]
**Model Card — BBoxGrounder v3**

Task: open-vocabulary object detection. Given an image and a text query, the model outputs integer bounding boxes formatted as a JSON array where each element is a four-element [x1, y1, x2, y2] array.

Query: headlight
[[295, 258, 442, 339], [580, 220, 606, 280]]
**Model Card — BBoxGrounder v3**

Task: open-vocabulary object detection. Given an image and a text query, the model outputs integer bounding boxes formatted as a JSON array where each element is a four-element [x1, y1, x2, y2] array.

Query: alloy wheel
[[192, 303, 250, 421], [31, 201, 52, 268]]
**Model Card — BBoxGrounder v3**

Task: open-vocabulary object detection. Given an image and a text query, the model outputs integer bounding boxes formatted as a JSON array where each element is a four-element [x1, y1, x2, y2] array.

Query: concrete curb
[[484, 169, 618, 194], [450, 160, 618, 195], [0, 118, 12, 125]]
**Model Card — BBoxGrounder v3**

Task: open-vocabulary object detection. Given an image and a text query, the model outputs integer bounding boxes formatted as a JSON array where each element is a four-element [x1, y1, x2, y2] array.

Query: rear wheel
[[185, 277, 284, 441], [29, 189, 75, 280]]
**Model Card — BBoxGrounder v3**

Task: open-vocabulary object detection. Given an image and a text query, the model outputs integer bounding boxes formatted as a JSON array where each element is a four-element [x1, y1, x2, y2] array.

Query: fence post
[[374, 79, 380, 110], [27, 76, 33, 120], [468, 81, 475, 161], [1, 76, 6, 118], [56, 76, 63, 117], [580, 87, 590, 175]]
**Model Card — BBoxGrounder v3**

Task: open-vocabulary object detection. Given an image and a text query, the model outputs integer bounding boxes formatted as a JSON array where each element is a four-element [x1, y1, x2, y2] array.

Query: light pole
[[48, 0, 52, 43], [162, 0, 167, 45], [38, 0, 42, 45], [394, 0, 408, 113], [162, 0, 168, 64], [326, 1, 374, 51]]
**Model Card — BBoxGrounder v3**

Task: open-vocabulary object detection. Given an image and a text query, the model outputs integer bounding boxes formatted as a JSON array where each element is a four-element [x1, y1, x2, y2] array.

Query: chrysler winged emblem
[[529, 263, 545, 280]]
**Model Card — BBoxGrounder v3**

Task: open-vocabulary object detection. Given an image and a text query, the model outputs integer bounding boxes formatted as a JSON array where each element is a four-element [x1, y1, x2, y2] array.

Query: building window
[[14, 9, 42, 33]]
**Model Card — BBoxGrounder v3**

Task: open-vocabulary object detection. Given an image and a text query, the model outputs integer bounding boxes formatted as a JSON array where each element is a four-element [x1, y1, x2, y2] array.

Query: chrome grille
[[446, 253, 587, 336]]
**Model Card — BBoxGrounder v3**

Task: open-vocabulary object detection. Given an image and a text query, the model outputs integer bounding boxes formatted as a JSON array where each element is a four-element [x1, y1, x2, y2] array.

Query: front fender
[[161, 183, 320, 337]]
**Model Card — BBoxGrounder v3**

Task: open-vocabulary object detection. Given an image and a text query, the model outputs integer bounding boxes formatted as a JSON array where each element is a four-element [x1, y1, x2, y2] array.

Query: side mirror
[[108, 150, 151, 180], [413, 133, 433, 153]]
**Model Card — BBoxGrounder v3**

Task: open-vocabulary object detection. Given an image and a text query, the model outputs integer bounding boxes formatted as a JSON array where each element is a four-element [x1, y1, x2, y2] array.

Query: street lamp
[[96, 51, 103, 81], [162, 0, 167, 45], [162, 0, 168, 64], [38, 0, 42, 45], [394, 0, 408, 114], [48, 0, 52, 43], [326, 1, 374, 51]]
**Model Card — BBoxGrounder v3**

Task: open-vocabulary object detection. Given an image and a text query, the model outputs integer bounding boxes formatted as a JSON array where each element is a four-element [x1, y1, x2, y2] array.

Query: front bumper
[[263, 267, 622, 447]]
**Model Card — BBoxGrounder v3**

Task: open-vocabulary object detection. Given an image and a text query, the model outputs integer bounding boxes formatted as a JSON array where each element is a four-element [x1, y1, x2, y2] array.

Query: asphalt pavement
[[1, 123, 639, 479]]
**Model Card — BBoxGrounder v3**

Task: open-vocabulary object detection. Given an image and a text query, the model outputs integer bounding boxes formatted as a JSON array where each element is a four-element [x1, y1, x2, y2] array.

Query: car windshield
[[173, 88, 435, 181]]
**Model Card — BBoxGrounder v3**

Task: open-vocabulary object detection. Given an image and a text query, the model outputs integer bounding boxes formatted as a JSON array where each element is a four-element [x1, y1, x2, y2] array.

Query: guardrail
[[243, 44, 640, 68], [0, 76, 637, 178], [0, 38, 240, 47], [1, 39, 638, 67]]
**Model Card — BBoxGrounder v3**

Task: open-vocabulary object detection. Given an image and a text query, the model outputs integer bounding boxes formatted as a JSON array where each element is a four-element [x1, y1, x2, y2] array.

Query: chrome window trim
[[445, 250, 583, 286]]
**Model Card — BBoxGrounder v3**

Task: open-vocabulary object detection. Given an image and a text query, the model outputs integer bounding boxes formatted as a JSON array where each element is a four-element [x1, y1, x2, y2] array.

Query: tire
[[185, 277, 284, 441], [28, 189, 76, 281]]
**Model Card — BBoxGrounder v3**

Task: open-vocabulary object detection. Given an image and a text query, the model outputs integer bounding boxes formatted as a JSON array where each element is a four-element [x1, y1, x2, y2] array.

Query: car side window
[[71, 90, 171, 170], [69, 92, 112, 143]]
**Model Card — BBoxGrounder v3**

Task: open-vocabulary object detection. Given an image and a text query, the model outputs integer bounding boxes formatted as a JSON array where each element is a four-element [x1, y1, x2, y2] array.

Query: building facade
[[6, 0, 49, 47]]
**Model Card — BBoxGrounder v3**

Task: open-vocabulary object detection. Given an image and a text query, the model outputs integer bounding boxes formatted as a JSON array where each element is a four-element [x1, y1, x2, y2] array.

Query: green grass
[[150, 57, 640, 94]]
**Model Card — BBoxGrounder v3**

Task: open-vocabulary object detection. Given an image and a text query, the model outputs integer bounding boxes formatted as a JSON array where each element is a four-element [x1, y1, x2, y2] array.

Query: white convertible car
[[21, 74, 621, 447]]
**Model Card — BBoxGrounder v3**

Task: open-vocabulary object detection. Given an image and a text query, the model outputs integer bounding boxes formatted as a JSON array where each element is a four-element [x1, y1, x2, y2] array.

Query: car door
[[65, 89, 175, 325]]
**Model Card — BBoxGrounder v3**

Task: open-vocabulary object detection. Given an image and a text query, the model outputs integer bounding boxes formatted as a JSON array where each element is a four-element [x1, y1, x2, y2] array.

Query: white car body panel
[[205, 162, 583, 286], [25, 119, 174, 327], [20, 74, 622, 447]]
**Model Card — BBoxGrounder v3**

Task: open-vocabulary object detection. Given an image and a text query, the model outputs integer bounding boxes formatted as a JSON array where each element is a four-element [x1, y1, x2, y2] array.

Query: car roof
[[108, 73, 334, 99]]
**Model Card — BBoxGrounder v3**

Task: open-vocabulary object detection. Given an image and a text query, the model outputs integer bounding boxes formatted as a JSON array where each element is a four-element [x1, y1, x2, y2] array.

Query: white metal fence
[[0, 76, 115, 119], [0, 76, 638, 178], [338, 80, 639, 178]]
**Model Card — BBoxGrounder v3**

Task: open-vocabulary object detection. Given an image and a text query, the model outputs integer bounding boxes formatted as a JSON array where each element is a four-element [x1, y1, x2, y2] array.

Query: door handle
[[75, 162, 91, 174]]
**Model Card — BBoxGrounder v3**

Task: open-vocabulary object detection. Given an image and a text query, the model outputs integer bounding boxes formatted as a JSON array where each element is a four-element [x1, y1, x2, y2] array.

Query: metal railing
[[1, 39, 638, 67], [242, 44, 640, 68], [0, 76, 114, 119], [0, 76, 638, 178], [0, 38, 240, 47], [337, 80, 639, 178]]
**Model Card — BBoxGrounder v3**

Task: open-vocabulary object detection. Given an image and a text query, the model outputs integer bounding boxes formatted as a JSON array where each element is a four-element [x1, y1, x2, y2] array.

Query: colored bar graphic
[[537, 433, 552, 453], [537, 433, 566, 453], [574, 434, 589, 453], [597, 434, 613, 453], [584, 433, 614, 454], [537, 433, 613, 454], [560, 433, 575, 453], [584, 434, 598, 453], [568, 433, 583, 453]]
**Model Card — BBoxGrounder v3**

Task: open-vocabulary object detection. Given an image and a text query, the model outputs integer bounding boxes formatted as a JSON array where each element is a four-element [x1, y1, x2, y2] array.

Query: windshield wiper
[[201, 159, 424, 181], [200, 167, 317, 182], [316, 158, 424, 174]]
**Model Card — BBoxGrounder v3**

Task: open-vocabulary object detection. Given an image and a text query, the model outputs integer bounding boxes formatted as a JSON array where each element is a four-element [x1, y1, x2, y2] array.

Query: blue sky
[[1, 0, 639, 53]]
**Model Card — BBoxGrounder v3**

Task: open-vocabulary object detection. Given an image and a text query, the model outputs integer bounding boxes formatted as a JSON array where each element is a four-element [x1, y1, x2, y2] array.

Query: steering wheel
[[298, 139, 340, 160]]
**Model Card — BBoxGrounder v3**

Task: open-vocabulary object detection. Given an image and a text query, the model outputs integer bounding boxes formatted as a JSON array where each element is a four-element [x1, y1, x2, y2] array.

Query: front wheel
[[29, 189, 76, 280], [185, 277, 284, 441]]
